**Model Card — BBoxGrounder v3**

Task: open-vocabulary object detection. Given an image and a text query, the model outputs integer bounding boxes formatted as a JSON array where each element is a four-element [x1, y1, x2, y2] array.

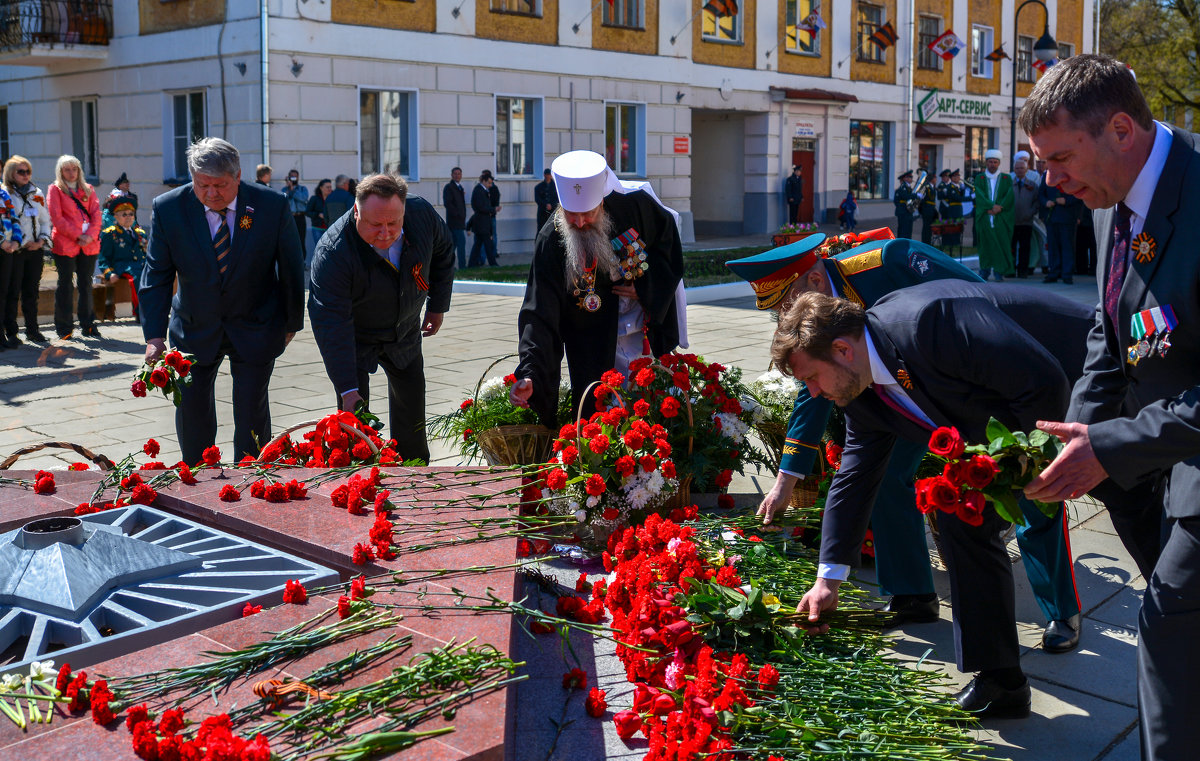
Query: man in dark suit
[[534, 168, 558, 234], [1020, 54, 1193, 760], [784, 166, 804, 223], [308, 174, 455, 463], [140, 137, 304, 465], [467, 171, 497, 267], [779, 281, 1094, 719], [442, 167, 467, 269]]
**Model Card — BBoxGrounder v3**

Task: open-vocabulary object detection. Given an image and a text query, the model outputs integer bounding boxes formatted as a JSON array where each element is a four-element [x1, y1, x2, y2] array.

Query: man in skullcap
[[973, 149, 1015, 280], [510, 150, 685, 428]]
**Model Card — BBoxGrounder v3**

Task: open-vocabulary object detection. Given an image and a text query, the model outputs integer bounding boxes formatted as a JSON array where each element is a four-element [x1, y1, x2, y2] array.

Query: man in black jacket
[[785, 166, 804, 223], [780, 281, 1094, 720], [308, 174, 455, 462], [468, 171, 497, 267], [442, 167, 467, 269], [534, 168, 558, 234]]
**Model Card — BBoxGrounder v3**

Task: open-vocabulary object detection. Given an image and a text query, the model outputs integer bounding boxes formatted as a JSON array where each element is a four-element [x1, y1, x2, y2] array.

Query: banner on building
[[985, 46, 1009, 61], [928, 30, 964, 60], [869, 22, 897, 50], [1032, 57, 1057, 73], [797, 11, 826, 33], [916, 90, 995, 124], [917, 89, 940, 123]]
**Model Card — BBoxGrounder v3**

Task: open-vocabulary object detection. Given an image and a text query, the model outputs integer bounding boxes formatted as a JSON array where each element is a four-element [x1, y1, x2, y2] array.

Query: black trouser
[[350, 352, 430, 463], [937, 505, 1021, 673], [292, 213, 307, 249], [0, 251, 12, 341], [1139, 514, 1200, 761], [7, 249, 43, 337], [896, 214, 914, 240], [1012, 224, 1033, 274], [919, 210, 936, 244], [788, 202, 801, 224], [53, 253, 96, 336], [177, 335, 275, 466], [1075, 223, 1097, 275], [1090, 476, 1164, 580], [469, 232, 497, 267]]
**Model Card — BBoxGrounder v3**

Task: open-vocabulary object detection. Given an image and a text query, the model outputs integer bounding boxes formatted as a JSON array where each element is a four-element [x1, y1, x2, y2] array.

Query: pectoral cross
[[574, 183, 582, 195]]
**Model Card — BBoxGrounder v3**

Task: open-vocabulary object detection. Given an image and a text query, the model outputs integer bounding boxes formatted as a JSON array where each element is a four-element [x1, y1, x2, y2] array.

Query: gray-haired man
[[140, 137, 304, 464]]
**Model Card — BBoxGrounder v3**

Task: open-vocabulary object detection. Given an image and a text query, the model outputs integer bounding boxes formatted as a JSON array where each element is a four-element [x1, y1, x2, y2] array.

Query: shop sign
[[794, 120, 818, 138], [673, 136, 690, 154], [916, 90, 995, 124]]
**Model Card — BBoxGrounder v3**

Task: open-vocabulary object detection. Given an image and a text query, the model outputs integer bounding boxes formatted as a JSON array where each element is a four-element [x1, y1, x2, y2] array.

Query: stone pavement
[[0, 273, 1138, 760]]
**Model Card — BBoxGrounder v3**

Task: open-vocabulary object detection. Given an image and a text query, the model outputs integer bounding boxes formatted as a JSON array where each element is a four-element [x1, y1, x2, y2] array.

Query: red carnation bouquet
[[914, 418, 1063, 526], [131, 350, 195, 407]]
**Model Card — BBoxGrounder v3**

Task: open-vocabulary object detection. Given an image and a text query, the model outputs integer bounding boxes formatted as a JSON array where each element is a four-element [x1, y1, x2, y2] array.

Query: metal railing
[[0, 0, 113, 53]]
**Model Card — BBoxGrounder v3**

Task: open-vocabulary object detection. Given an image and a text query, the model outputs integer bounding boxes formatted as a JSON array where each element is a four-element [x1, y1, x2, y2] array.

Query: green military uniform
[[97, 222, 147, 280]]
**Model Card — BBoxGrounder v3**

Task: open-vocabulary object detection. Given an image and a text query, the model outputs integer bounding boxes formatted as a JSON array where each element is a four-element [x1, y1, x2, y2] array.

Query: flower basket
[[258, 415, 381, 465], [755, 420, 786, 470], [476, 424, 554, 467], [790, 476, 822, 510], [660, 476, 694, 513], [0, 441, 115, 471], [932, 222, 964, 235]]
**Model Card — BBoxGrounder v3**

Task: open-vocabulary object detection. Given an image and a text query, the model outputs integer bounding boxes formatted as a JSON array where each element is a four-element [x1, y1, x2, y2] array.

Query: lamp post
[[1009, 0, 1058, 161]]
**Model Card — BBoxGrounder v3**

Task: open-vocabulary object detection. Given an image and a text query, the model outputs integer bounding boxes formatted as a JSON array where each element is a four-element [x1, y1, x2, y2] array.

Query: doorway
[[791, 138, 816, 223], [918, 143, 940, 179]]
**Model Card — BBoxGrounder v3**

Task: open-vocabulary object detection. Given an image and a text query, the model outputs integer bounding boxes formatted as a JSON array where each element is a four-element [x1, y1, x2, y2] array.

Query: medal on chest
[[1127, 304, 1178, 366], [574, 260, 601, 312], [611, 228, 649, 282]]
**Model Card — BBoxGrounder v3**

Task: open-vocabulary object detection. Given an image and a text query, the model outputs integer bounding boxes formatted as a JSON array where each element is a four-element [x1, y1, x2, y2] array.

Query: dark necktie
[[212, 208, 231, 275], [873, 384, 933, 432], [1104, 202, 1133, 328]]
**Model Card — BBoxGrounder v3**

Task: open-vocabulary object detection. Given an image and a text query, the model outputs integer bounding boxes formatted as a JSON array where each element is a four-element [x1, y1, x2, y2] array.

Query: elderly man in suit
[[779, 281, 1093, 719], [140, 137, 304, 465], [308, 173, 455, 463], [1020, 54, 1195, 760], [725, 233, 1081, 649]]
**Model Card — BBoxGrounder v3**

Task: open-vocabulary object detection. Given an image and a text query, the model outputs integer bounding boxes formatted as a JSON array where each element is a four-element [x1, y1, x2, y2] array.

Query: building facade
[[0, 0, 1096, 250]]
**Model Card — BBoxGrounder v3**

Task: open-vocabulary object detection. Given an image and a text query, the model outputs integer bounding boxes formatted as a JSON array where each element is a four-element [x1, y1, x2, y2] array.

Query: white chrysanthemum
[[477, 376, 508, 402], [715, 412, 750, 443]]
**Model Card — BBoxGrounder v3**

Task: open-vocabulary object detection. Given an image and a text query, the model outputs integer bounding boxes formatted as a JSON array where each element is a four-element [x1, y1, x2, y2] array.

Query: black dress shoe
[[953, 674, 1031, 719], [1043, 276, 1059, 283], [3, 335, 19, 349], [882, 593, 940, 625], [1042, 614, 1082, 654], [25, 330, 47, 344], [82, 325, 102, 338]]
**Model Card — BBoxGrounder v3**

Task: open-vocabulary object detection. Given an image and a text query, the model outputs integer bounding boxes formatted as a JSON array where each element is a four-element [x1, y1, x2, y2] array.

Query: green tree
[[1100, 1, 1200, 120]]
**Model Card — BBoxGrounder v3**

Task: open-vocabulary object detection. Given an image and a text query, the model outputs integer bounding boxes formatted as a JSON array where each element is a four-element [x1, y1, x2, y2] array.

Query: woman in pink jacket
[[47, 154, 102, 339]]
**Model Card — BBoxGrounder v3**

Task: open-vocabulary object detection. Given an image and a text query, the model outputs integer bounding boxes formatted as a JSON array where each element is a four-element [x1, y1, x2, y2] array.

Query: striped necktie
[[212, 207, 231, 275], [1104, 202, 1133, 328]]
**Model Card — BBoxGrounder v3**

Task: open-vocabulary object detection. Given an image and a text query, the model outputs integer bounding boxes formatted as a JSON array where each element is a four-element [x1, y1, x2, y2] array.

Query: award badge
[[573, 259, 601, 313], [1132, 232, 1156, 264], [1128, 304, 1178, 365], [611, 228, 649, 282]]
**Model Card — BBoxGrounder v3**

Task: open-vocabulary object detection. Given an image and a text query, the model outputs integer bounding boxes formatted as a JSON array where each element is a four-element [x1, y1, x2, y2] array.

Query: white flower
[[574, 509, 588, 523], [28, 660, 54, 680], [477, 376, 507, 402], [714, 412, 750, 444], [1, 673, 23, 690], [586, 495, 599, 509]]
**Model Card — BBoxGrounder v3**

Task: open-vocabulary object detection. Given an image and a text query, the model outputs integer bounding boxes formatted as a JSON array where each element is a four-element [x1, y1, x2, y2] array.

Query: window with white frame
[[1058, 42, 1073, 61], [1016, 35, 1034, 83], [490, 0, 540, 17], [971, 25, 994, 78], [70, 99, 98, 181], [701, 1, 741, 44], [785, 0, 820, 56], [857, 2, 885, 63], [603, 0, 642, 29], [495, 97, 541, 177], [168, 91, 205, 181], [360, 89, 418, 178], [605, 102, 644, 177], [0, 108, 8, 164], [917, 15, 942, 71]]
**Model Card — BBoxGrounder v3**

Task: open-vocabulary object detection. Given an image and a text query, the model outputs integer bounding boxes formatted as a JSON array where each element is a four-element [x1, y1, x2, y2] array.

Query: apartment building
[[0, 0, 1095, 249]]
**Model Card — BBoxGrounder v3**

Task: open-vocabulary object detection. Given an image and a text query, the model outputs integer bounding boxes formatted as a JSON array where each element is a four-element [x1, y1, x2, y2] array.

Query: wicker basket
[[476, 424, 554, 467], [660, 477, 694, 513], [1, 441, 115, 471], [790, 477, 822, 510]]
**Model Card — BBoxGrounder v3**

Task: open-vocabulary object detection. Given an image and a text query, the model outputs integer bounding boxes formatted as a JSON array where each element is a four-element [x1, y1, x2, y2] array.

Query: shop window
[[849, 119, 889, 200]]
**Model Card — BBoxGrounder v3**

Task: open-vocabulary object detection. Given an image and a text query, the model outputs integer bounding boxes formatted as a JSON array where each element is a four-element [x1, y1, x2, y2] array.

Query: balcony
[[0, 0, 112, 65]]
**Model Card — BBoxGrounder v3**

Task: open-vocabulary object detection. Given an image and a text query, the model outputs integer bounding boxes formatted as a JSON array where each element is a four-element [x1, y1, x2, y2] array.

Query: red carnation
[[602, 507, 619, 521], [530, 620, 555, 634], [561, 445, 579, 465], [635, 368, 655, 387], [201, 446, 221, 466], [264, 482, 289, 502], [584, 473, 606, 496], [351, 542, 375, 565], [143, 439, 161, 457], [55, 664, 72, 692], [661, 459, 677, 479], [218, 484, 240, 502], [562, 667, 588, 690], [131, 379, 147, 397], [33, 474, 55, 495], [639, 455, 657, 473], [825, 441, 843, 467], [158, 707, 186, 735], [177, 463, 197, 485], [337, 594, 353, 619], [585, 687, 608, 717], [69, 462, 89, 471], [125, 703, 150, 733], [660, 397, 681, 418], [243, 734, 272, 761], [717, 494, 734, 510], [588, 434, 610, 454], [282, 579, 307, 604], [242, 603, 262, 617], [715, 469, 733, 488], [613, 709, 643, 739], [350, 575, 369, 600], [672, 371, 690, 389], [633, 399, 650, 417], [964, 454, 999, 489], [285, 479, 308, 499], [545, 468, 568, 491], [614, 455, 636, 478], [558, 423, 577, 439], [460, 398, 474, 410], [757, 663, 780, 689], [928, 426, 966, 460], [249, 480, 266, 499], [130, 483, 157, 505]]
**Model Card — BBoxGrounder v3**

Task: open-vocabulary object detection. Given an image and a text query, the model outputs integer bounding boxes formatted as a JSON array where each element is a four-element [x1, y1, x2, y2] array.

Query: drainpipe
[[260, 0, 270, 166], [904, 0, 915, 175]]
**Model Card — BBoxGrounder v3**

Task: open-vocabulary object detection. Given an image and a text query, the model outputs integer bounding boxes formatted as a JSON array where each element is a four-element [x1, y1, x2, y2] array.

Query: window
[[496, 97, 542, 177], [971, 25, 993, 78], [360, 89, 418, 178], [857, 3, 885, 63], [1016, 35, 1034, 83], [603, 0, 642, 29], [0, 108, 8, 165], [702, 1, 741, 43], [917, 15, 942, 71], [964, 126, 995, 178], [1058, 42, 1073, 61], [849, 120, 889, 200], [168, 91, 205, 181], [70, 99, 98, 181], [784, 0, 820, 56], [605, 102, 645, 176], [490, 0, 540, 17]]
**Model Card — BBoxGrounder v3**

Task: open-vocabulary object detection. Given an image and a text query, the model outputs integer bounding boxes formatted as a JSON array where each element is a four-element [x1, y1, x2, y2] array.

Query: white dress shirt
[[204, 198, 238, 242], [1121, 121, 1173, 239]]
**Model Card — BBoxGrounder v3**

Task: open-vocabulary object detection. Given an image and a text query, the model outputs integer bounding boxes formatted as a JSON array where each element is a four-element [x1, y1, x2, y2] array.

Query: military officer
[[893, 171, 917, 239]]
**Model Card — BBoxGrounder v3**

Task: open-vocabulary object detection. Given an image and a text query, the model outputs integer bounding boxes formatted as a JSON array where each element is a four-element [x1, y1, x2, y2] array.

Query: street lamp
[[1009, 0, 1058, 161]]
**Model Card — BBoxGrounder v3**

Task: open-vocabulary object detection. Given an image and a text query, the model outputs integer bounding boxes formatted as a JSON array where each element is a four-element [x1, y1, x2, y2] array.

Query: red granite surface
[[0, 466, 526, 761]]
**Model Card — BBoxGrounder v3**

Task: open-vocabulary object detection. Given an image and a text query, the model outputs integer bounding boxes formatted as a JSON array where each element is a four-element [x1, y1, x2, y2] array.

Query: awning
[[769, 87, 859, 104], [915, 123, 963, 138]]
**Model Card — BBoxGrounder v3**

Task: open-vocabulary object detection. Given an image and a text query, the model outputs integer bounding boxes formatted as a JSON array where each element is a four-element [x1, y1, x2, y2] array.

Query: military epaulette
[[837, 248, 884, 275], [134, 227, 146, 235], [103, 225, 119, 233]]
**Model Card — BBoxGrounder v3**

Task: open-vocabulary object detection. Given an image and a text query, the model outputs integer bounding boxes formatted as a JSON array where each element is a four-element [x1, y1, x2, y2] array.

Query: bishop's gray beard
[[555, 205, 620, 286]]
